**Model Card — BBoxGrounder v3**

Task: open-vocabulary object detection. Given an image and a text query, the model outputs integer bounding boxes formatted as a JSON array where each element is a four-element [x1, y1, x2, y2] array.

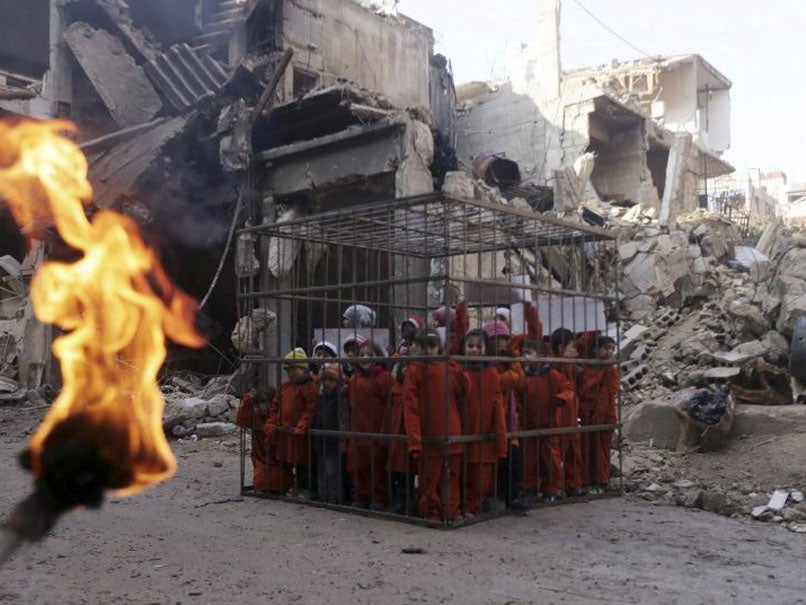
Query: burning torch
[[0, 119, 204, 564]]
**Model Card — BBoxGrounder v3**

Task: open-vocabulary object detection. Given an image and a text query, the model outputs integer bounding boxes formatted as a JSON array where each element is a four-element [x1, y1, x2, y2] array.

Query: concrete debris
[[442, 171, 475, 200], [161, 377, 241, 435], [63, 22, 163, 128], [194, 422, 238, 438], [767, 489, 789, 511]]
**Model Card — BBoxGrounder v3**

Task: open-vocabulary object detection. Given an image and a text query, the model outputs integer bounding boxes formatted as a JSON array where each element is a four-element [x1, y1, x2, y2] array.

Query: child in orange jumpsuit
[[388, 344, 418, 514], [264, 348, 319, 498], [550, 328, 584, 497], [578, 336, 619, 493], [403, 328, 469, 522], [347, 341, 392, 509], [236, 386, 287, 494], [483, 319, 524, 508], [513, 341, 575, 508], [460, 329, 507, 519]]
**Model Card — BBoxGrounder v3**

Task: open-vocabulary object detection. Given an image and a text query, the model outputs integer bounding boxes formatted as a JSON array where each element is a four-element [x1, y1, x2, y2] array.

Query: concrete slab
[[625, 397, 806, 450], [64, 22, 162, 128]]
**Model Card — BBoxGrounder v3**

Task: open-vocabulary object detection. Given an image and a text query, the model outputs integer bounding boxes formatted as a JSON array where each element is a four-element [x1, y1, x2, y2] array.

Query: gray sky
[[399, 0, 805, 185]]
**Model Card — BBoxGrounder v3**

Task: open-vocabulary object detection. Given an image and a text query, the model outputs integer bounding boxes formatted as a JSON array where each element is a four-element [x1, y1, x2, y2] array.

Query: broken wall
[[456, 82, 549, 184], [656, 64, 695, 136], [278, 0, 432, 109]]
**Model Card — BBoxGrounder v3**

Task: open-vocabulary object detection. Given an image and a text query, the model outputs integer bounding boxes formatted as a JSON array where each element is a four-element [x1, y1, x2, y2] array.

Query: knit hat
[[401, 315, 425, 330], [283, 347, 308, 368], [342, 304, 376, 328], [431, 306, 454, 325], [312, 341, 338, 357], [483, 319, 510, 338], [343, 335, 369, 352], [494, 307, 511, 323], [321, 362, 342, 382]]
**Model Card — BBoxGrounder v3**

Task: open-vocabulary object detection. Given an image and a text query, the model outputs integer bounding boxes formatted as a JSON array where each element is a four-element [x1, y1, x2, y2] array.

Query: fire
[[0, 119, 204, 496]]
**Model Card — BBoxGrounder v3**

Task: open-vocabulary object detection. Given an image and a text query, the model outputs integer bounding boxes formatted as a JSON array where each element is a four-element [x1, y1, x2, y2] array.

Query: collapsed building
[[0, 0, 457, 390], [456, 0, 734, 226]]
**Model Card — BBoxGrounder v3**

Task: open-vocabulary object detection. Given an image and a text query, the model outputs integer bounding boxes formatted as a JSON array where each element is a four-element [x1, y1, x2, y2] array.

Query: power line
[[571, 0, 653, 59]]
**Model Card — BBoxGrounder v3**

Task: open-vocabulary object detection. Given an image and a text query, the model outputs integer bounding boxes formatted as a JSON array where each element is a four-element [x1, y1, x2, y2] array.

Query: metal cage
[[235, 192, 622, 527]]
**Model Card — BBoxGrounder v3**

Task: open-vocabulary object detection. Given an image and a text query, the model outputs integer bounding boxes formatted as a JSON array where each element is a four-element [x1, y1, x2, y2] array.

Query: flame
[[0, 119, 204, 495]]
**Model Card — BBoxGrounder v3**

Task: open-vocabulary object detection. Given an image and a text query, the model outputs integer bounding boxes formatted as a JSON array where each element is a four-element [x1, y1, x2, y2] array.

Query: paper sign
[[536, 296, 606, 334], [465, 274, 533, 306]]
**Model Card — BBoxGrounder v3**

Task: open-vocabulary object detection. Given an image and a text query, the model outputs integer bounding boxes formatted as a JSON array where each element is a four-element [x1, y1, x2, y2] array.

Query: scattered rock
[[195, 422, 238, 438], [163, 396, 208, 429]]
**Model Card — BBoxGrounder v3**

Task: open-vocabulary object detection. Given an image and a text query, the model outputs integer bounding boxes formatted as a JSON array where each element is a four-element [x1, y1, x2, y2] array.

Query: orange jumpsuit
[[520, 367, 575, 495], [403, 360, 469, 520], [264, 376, 318, 473], [462, 365, 507, 515], [388, 379, 412, 473], [348, 366, 392, 507], [509, 302, 544, 358], [578, 364, 619, 486], [236, 391, 290, 493], [553, 361, 584, 492]]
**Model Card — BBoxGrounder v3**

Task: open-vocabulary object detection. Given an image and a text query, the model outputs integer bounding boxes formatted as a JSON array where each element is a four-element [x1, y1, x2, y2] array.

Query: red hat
[[483, 319, 510, 338], [402, 315, 425, 330]]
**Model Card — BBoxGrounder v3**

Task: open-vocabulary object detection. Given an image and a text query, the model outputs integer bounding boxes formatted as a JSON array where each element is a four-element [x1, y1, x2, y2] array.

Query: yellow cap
[[283, 347, 308, 369]]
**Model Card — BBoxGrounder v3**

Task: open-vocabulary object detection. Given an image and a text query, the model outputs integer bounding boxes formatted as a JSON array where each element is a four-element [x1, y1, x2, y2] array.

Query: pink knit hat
[[432, 306, 454, 325], [483, 319, 510, 338]]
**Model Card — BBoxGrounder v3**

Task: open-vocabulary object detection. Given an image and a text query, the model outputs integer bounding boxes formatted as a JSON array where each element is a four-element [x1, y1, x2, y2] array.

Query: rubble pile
[[161, 373, 241, 439], [614, 444, 806, 534]]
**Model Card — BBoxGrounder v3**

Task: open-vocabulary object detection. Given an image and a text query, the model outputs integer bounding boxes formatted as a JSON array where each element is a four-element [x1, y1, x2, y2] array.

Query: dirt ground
[[0, 406, 804, 604]]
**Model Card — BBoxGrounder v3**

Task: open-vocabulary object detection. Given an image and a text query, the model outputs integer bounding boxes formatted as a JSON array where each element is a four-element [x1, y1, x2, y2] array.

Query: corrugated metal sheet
[[144, 44, 230, 112]]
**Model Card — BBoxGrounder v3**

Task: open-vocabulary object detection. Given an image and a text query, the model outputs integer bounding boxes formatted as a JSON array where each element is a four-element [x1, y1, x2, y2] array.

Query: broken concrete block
[[733, 246, 768, 272], [623, 364, 649, 389], [0, 375, 25, 402], [205, 394, 231, 417], [776, 294, 806, 338], [703, 367, 742, 380], [751, 505, 770, 519], [63, 23, 163, 128], [630, 344, 649, 361], [761, 330, 790, 365], [623, 253, 662, 296], [195, 422, 238, 438], [163, 396, 208, 429], [712, 340, 766, 366], [767, 489, 789, 511], [624, 295, 655, 321], [727, 299, 768, 338], [623, 388, 694, 449], [442, 171, 475, 200], [620, 324, 650, 357], [618, 241, 638, 262]]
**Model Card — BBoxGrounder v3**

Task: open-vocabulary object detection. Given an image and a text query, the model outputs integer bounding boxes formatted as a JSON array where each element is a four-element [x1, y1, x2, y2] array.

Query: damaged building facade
[[456, 0, 734, 225], [0, 0, 458, 395]]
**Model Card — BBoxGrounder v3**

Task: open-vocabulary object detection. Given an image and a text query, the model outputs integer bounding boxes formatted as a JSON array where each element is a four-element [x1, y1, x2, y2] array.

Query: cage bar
[[234, 193, 622, 527]]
